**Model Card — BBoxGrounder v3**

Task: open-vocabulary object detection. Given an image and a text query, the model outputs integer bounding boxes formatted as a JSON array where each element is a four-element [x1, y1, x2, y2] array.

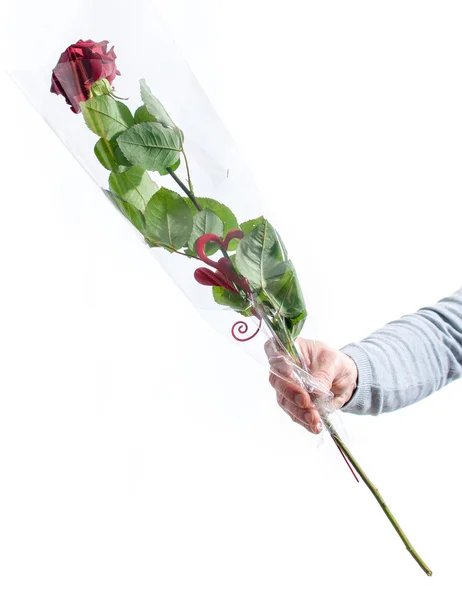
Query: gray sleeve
[[339, 287, 462, 416]]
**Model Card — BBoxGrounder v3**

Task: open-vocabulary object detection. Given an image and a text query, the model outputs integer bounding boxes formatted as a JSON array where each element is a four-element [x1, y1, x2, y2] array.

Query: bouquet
[[14, 34, 432, 576]]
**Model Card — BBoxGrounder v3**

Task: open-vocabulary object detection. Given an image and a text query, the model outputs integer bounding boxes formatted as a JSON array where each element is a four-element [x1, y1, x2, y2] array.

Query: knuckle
[[269, 356, 289, 376], [281, 383, 296, 402]]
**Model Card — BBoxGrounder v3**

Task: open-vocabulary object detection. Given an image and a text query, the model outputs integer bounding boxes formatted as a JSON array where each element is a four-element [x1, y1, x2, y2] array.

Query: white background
[[1, 1, 461, 598]]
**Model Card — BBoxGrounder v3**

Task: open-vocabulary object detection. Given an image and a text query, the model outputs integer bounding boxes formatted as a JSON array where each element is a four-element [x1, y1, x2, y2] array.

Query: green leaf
[[212, 287, 252, 312], [103, 189, 146, 234], [81, 95, 134, 140], [182, 196, 199, 214], [197, 198, 238, 232], [240, 216, 265, 235], [225, 253, 240, 277], [158, 158, 181, 176], [188, 209, 224, 255], [117, 123, 182, 172], [182, 198, 240, 250], [144, 187, 193, 249], [235, 220, 285, 291], [235, 222, 306, 335], [134, 105, 157, 124], [196, 197, 240, 249], [274, 228, 289, 262], [94, 138, 131, 173], [183, 247, 198, 259], [264, 260, 306, 319], [144, 237, 163, 248], [109, 166, 158, 211], [286, 311, 307, 338], [140, 79, 176, 129]]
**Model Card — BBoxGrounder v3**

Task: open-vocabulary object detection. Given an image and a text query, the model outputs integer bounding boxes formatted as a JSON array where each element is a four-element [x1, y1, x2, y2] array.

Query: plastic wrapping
[[4, 2, 436, 576], [5, 1, 342, 436]]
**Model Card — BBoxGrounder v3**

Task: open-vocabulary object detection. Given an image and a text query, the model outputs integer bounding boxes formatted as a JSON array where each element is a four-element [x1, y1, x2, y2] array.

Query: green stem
[[172, 248, 200, 260], [181, 149, 194, 194], [325, 417, 432, 576], [286, 341, 432, 577], [167, 166, 202, 211], [167, 165, 233, 264]]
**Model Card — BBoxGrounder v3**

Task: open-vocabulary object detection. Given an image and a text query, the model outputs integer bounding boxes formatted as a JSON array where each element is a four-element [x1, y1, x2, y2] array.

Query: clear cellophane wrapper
[[4, 0, 347, 439]]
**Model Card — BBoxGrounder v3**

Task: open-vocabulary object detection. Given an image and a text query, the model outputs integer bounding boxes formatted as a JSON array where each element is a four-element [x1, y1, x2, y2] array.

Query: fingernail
[[316, 422, 322, 433], [295, 393, 304, 407]]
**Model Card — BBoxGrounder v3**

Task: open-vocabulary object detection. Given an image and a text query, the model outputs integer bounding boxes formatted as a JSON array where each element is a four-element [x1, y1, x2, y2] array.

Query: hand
[[265, 338, 358, 434]]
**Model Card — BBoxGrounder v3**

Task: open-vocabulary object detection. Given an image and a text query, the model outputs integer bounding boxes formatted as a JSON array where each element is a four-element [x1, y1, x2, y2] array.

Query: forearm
[[340, 288, 462, 415]]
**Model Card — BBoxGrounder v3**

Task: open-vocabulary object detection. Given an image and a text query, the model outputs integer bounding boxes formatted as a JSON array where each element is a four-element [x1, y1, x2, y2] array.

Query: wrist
[[339, 344, 373, 414]]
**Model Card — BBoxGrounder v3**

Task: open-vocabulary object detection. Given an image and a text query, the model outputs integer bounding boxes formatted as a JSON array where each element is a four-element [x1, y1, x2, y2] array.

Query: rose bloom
[[50, 39, 120, 113]]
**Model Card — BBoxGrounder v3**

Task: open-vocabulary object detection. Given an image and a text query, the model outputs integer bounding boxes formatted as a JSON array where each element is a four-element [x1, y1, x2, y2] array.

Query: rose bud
[[50, 39, 120, 114]]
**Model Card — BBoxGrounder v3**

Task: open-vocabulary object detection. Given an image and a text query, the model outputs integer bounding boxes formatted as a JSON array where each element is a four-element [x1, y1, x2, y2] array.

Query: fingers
[[264, 338, 279, 359], [277, 393, 322, 434], [265, 339, 308, 404], [265, 338, 324, 434], [268, 354, 293, 379], [269, 372, 312, 409], [265, 339, 292, 365]]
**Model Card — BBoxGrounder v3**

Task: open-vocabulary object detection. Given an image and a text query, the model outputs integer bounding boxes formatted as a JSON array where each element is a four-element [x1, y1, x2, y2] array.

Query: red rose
[[50, 39, 120, 114]]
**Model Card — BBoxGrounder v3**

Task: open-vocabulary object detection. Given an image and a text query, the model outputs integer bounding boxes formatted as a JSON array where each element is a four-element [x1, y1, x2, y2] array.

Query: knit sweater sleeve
[[340, 288, 462, 415]]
